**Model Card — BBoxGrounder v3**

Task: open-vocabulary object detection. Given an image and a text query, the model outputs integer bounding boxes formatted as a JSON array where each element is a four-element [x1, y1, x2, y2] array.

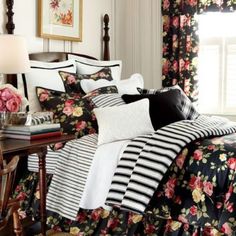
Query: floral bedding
[[15, 132, 236, 235]]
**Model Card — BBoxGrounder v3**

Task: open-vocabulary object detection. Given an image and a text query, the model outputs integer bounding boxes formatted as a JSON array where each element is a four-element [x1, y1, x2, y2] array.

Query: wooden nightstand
[[0, 134, 75, 236]]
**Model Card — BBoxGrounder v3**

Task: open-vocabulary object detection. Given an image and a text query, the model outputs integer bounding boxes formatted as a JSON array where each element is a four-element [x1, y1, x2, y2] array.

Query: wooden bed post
[[6, 0, 15, 34], [103, 14, 110, 61], [6, 0, 17, 87]]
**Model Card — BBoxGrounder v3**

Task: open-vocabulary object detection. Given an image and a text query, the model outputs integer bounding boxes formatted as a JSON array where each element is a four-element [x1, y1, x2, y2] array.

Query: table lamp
[[0, 34, 30, 74], [0, 35, 30, 139]]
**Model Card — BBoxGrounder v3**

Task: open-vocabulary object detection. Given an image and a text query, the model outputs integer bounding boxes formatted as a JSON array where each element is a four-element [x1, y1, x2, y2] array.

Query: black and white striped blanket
[[46, 134, 98, 220], [38, 115, 236, 220], [105, 116, 236, 213]]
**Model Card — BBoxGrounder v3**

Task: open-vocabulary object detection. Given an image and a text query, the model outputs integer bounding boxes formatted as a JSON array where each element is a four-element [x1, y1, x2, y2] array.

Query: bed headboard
[[5, 0, 110, 85]]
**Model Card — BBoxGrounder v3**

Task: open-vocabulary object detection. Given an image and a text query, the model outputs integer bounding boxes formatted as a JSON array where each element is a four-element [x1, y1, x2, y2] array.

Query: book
[[3, 127, 61, 136], [3, 123, 61, 134], [4, 130, 62, 140]]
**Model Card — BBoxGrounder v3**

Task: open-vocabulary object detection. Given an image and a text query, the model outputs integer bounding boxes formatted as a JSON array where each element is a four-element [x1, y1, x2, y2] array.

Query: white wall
[[0, 0, 114, 59], [114, 0, 162, 88]]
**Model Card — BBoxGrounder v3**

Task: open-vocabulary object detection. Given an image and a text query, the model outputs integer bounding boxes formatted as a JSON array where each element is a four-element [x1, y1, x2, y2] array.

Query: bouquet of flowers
[[0, 84, 28, 112]]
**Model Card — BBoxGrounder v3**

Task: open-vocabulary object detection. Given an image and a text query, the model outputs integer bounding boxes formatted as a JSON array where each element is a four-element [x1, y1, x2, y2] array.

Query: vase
[[0, 112, 10, 140]]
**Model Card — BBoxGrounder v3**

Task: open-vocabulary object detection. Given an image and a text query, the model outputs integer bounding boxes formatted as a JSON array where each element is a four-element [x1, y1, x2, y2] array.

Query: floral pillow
[[59, 67, 113, 95], [36, 87, 97, 138]]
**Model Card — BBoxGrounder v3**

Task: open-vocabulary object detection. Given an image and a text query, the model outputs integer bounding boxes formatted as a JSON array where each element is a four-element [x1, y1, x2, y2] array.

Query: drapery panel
[[162, 0, 236, 102]]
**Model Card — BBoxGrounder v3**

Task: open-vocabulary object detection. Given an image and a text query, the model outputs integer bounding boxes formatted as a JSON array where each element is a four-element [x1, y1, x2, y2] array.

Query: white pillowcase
[[94, 99, 154, 145], [68, 54, 122, 81], [17, 60, 76, 113], [81, 73, 144, 95]]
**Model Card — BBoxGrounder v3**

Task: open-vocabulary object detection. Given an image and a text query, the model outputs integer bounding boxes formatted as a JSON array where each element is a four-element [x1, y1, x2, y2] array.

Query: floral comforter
[[15, 133, 236, 235]]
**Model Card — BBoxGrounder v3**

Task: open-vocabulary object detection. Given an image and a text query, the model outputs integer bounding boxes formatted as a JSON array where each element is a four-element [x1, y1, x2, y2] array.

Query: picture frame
[[38, 0, 83, 42]]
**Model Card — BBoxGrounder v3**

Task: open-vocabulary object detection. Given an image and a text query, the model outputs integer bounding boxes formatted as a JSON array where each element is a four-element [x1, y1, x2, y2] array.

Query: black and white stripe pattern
[[92, 94, 125, 108], [28, 147, 60, 174], [106, 115, 236, 213], [31, 113, 52, 125], [46, 134, 98, 220]]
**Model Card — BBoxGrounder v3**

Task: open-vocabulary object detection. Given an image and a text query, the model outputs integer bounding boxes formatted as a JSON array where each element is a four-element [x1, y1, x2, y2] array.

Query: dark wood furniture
[[1, 135, 75, 236], [0, 152, 21, 236]]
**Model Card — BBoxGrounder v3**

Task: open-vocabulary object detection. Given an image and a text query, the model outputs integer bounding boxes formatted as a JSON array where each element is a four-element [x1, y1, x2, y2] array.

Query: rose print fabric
[[36, 87, 97, 138], [59, 67, 113, 95], [162, 0, 236, 102], [14, 132, 236, 235]]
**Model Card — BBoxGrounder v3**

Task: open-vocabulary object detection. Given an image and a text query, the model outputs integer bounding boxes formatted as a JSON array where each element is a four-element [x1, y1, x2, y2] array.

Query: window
[[198, 13, 236, 115]]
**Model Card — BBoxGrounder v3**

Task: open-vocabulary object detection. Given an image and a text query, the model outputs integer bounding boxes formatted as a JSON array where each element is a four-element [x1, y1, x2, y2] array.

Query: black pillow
[[122, 90, 186, 130]]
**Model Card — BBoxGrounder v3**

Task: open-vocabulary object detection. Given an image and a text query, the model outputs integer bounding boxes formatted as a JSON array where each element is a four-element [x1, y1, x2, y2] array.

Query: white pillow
[[68, 54, 122, 81], [81, 73, 144, 95], [94, 99, 154, 145], [17, 60, 76, 113]]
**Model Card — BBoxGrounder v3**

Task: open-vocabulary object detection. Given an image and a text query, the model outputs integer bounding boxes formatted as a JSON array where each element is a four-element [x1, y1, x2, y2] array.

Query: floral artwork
[[0, 84, 28, 112], [49, 0, 73, 26], [39, 0, 82, 41]]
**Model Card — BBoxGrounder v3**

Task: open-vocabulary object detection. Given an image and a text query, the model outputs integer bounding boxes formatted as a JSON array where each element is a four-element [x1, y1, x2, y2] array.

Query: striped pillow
[[137, 85, 199, 120], [92, 94, 125, 108]]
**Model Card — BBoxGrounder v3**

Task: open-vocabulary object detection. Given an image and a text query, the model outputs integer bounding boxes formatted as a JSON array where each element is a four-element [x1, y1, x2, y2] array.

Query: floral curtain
[[162, 0, 236, 102]]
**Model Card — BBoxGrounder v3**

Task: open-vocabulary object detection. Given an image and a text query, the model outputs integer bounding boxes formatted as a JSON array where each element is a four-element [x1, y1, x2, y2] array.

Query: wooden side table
[[0, 134, 75, 236]]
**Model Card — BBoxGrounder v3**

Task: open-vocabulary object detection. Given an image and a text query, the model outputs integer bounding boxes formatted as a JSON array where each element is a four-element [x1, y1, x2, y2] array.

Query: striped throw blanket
[[105, 116, 236, 213], [46, 134, 98, 220]]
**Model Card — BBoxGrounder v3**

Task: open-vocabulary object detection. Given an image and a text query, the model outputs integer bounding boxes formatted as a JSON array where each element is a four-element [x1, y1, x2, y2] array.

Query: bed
[[4, 2, 236, 236]]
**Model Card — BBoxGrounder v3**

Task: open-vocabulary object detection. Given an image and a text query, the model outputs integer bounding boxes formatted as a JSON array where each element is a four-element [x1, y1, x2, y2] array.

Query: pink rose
[[165, 177, 177, 199], [193, 149, 203, 161], [172, 17, 179, 28], [65, 99, 74, 107], [189, 176, 203, 191], [226, 202, 234, 213], [39, 93, 49, 102], [176, 154, 185, 169], [221, 222, 232, 235], [162, 0, 170, 10], [216, 202, 223, 209], [76, 211, 87, 223], [187, 0, 197, 7], [54, 142, 64, 150], [91, 209, 101, 221], [207, 145, 215, 151], [178, 215, 188, 224], [227, 158, 236, 170], [107, 218, 119, 229], [63, 106, 73, 116], [0, 100, 5, 111], [0, 88, 14, 101], [76, 121, 87, 131], [203, 181, 213, 196], [6, 97, 20, 112], [189, 205, 197, 216], [67, 75, 76, 84]]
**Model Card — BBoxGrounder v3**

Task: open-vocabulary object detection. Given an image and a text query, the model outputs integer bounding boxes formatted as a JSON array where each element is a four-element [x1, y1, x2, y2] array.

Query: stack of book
[[3, 123, 61, 140]]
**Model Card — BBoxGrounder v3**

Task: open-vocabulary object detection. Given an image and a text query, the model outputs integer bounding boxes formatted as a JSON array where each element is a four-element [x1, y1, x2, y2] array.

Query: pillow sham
[[59, 67, 113, 95], [83, 86, 118, 99], [94, 99, 154, 145], [68, 54, 122, 81], [137, 85, 199, 120], [36, 87, 97, 137], [91, 94, 126, 108], [81, 73, 144, 95], [18, 60, 76, 113], [122, 89, 186, 130]]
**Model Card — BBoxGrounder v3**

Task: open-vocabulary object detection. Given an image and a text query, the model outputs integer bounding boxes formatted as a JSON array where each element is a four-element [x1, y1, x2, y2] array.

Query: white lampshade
[[0, 34, 30, 74]]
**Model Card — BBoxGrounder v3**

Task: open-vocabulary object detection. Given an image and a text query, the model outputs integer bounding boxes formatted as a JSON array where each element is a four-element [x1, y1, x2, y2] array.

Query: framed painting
[[38, 0, 83, 42]]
